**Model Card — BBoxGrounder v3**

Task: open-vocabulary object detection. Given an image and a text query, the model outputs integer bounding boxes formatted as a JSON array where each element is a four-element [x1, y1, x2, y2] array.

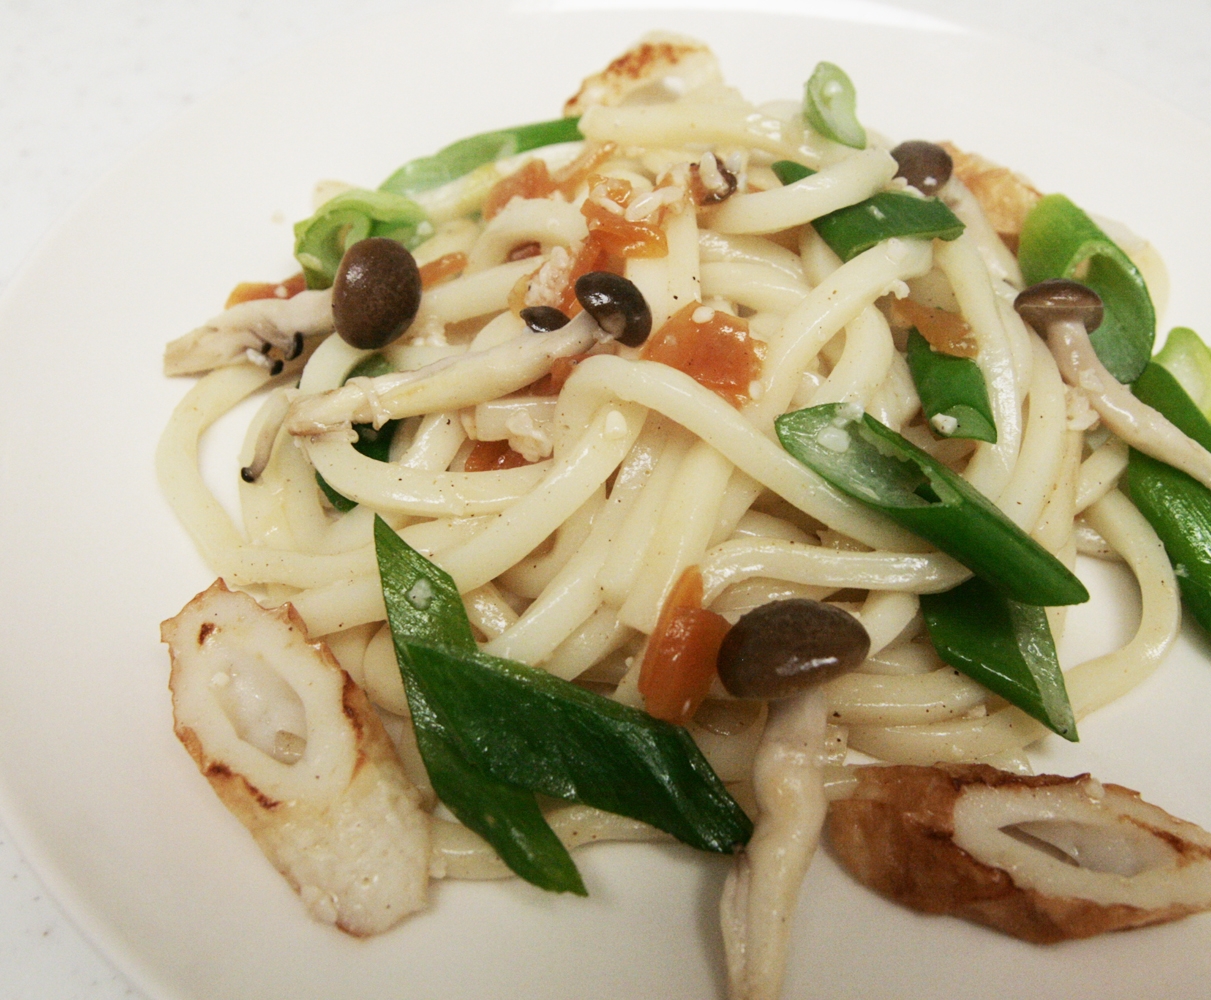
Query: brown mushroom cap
[[716, 598, 870, 699], [332, 237, 422, 350], [891, 141, 953, 197], [574, 271, 652, 347], [1013, 279, 1104, 336]]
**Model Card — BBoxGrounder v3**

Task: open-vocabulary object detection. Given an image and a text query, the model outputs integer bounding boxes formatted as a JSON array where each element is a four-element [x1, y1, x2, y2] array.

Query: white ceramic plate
[[2, 4, 1211, 998]]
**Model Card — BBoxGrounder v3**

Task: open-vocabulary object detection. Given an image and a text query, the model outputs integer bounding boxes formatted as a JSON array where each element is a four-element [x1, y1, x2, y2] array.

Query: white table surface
[[1, 1, 1209, 996]]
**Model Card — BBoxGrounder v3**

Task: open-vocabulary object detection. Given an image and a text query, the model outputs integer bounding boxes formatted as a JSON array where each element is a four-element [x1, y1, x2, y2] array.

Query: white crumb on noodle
[[692, 306, 715, 324], [603, 409, 629, 440], [588, 182, 626, 215], [1065, 390, 1099, 430], [505, 409, 555, 461], [697, 152, 727, 194], [625, 185, 683, 222], [1079, 370, 1104, 393]]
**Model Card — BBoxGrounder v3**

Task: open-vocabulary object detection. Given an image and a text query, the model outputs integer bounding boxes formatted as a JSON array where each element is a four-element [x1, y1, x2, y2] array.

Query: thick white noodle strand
[[1064, 490, 1180, 719], [994, 336, 1068, 532], [750, 238, 933, 428], [711, 147, 896, 235], [809, 305, 895, 408], [437, 403, 646, 592], [1076, 436, 1129, 513], [935, 234, 1023, 501], [619, 440, 735, 633], [556, 355, 922, 551], [700, 538, 967, 602]]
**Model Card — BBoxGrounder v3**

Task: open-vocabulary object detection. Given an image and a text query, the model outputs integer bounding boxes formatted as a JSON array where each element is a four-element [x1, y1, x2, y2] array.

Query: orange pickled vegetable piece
[[555, 231, 625, 316], [224, 272, 306, 309], [418, 252, 468, 289], [581, 175, 668, 260], [638, 566, 732, 726], [642, 303, 766, 407], [463, 439, 532, 472], [889, 298, 978, 358], [483, 159, 557, 220]]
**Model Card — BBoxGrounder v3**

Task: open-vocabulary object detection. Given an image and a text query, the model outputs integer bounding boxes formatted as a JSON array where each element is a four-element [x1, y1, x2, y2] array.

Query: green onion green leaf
[[1155, 327, 1211, 420], [813, 192, 965, 262], [905, 329, 997, 442], [1018, 194, 1155, 384], [775, 404, 1088, 606], [379, 117, 583, 198], [405, 643, 752, 854], [1127, 359, 1211, 635], [803, 62, 866, 149], [373, 517, 752, 893], [295, 118, 582, 289], [770, 160, 817, 186], [293, 188, 428, 290], [376, 516, 584, 893], [921, 578, 1076, 740]]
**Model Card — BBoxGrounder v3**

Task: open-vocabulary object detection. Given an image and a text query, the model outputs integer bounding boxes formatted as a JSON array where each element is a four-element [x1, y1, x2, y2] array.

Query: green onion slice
[[921, 578, 1076, 740], [293, 188, 427, 290], [1018, 194, 1155, 384], [776, 404, 1088, 607], [905, 329, 997, 442], [803, 62, 866, 149], [1127, 360, 1211, 635], [770, 160, 817, 185], [379, 116, 583, 197], [813, 192, 964, 262], [374, 518, 752, 893], [295, 117, 582, 289], [1155, 327, 1211, 420]]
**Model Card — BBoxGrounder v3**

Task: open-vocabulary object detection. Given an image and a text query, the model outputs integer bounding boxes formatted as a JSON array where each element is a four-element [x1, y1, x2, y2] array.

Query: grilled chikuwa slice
[[827, 763, 1211, 943], [162, 580, 430, 936]]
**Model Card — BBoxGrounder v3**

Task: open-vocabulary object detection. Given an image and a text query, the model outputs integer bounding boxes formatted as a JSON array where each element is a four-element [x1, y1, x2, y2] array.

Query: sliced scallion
[[813, 192, 964, 262], [905, 329, 997, 442], [921, 577, 1076, 740], [1018, 194, 1155, 384], [803, 62, 866, 149], [776, 404, 1088, 607]]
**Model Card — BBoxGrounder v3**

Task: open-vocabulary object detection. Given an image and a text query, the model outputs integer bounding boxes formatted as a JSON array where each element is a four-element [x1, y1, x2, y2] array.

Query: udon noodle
[[158, 32, 1206, 999]]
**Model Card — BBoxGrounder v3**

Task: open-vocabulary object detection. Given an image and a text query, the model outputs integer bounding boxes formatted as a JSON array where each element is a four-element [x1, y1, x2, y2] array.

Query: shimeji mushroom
[[1015, 278, 1211, 490], [283, 272, 652, 436]]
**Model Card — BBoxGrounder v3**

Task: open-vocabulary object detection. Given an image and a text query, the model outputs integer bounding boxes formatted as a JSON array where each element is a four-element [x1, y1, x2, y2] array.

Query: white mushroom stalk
[[1047, 315, 1211, 490], [164, 288, 334, 376], [239, 388, 294, 483], [161, 581, 431, 936], [827, 763, 1211, 943], [284, 311, 607, 436], [720, 687, 828, 1000]]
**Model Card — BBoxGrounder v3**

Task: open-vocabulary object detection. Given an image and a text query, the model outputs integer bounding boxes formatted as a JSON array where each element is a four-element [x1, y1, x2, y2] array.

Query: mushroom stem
[[285, 312, 605, 436], [240, 390, 294, 483], [720, 686, 828, 1000], [1047, 317, 1211, 491]]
